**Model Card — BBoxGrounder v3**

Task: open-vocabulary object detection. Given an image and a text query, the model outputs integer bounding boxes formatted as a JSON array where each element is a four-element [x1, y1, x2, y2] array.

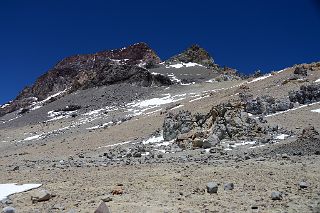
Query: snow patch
[[247, 74, 272, 84], [0, 183, 42, 201], [143, 134, 164, 144], [311, 108, 320, 113], [24, 134, 43, 141], [0, 103, 10, 109], [315, 78, 320, 83], [166, 62, 204, 69], [275, 134, 289, 140]]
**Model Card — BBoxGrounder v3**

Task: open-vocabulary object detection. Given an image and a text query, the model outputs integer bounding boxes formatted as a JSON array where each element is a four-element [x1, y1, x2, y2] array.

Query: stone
[[206, 182, 218, 194], [192, 139, 203, 148], [271, 191, 282, 200], [111, 186, 124, 195], [101, 196, 113, 202], [203, 134, 220, 148], [299, 181, 309, 189], [94, 201, 111, 213], [2, 207, 16, 213], [224, 183, 234, 191], [31, 190, 51, 203]]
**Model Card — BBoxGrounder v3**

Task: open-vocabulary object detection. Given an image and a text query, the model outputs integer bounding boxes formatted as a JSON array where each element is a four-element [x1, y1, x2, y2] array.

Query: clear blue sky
[[1, 0, 320, 104]]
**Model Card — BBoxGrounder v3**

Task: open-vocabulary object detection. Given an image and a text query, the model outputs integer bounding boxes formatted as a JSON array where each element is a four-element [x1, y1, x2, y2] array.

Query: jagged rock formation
[[166, 44, 216, 68], [243, 95, 294, 115], [163, 101, 284, 150], [289, 84, 320, 104]]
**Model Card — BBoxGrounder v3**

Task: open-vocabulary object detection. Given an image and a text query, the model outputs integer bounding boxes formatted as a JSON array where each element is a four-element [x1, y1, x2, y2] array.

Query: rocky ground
[[1, 44, 320, 212]]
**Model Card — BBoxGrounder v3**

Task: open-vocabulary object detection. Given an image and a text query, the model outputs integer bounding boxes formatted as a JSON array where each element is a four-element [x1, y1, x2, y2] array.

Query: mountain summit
[[166, 44, 216, 68]]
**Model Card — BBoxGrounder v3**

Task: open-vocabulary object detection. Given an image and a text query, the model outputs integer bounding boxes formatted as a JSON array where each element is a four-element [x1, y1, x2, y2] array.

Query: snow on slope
[[166, 62, 204, 69]]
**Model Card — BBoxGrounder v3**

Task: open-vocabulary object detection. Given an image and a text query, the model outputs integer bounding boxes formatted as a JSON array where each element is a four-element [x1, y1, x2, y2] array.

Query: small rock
[[111, 186, 124, 195], [206, 182, 218, 194], [101, 196, 112, 202], [12, 166, 19, 171], [31, 190, 51, 203], [224, 183, 234, 191], [2, 206, 16, 213], [271, 191, 282, 200], [281, 153, 290, 159], [94, 201, 111, 213], [299, 181, 309, 189]]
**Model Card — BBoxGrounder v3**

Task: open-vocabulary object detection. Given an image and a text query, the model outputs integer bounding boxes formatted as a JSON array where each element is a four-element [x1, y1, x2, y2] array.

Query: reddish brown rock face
[[54, 42, 161, 70]]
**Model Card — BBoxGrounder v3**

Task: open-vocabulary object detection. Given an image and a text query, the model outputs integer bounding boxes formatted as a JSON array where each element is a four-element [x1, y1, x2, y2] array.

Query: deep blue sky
[[1, 0, 320, 104]]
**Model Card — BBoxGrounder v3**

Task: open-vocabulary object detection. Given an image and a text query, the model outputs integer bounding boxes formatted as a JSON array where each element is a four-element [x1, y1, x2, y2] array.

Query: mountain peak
[[166, 44, 216, 68]]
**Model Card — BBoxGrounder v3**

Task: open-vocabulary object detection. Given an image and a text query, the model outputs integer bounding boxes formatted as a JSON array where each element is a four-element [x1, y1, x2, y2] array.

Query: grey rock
[[271, 191, 282, 200], [289, 84, 320, 104], [2, 207, 15, 213], [101, 195, 113, 202], [203, 134, 220, 148], [224, 183, 234, 191], [206, 182, 218, 194], [94, 201, 111, 213], [299, 181, 309, 189], [294, 66, 308, 76], [31, 190, 51, 202]]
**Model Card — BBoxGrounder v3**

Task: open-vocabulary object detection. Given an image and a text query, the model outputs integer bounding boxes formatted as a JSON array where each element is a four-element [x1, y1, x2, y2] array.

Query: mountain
[[0, 43, 239, 117], [0, 43, 169, 117], [1, 43, 320, 212]]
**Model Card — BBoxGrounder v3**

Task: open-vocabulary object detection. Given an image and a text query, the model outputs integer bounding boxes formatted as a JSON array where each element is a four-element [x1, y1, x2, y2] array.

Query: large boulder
[[245, 95, 293, 115], [163, 111, 194, 141]]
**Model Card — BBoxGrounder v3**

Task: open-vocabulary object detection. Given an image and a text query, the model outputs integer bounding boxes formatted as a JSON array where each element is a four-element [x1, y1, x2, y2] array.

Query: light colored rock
[[2, 206, 15, 213], [94, 201, 111, 213], [206, 182, 218, 194], [31, 190, 51, 202]]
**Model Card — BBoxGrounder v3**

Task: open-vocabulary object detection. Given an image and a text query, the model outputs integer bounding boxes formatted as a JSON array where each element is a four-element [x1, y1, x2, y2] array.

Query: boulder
[[271, 191, 282, 200]]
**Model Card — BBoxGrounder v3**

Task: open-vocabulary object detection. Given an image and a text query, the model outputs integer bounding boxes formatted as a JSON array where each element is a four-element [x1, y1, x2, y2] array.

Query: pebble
[[271, 191, 282, 200], [299, 181, 309, 189], [101, 196, 113, 202], [224, 183, 234, 191]]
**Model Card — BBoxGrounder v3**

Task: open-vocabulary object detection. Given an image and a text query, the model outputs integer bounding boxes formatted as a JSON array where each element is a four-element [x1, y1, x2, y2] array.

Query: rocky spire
[[166, 44, 216, 68]]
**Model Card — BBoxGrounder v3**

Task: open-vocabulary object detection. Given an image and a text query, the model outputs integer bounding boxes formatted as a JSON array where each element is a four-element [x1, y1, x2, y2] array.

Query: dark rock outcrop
[[293, 66, 308, 76], [244, 95, 294, 115], [166, 44, 216, 68], [289, 84, 320, 104]]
